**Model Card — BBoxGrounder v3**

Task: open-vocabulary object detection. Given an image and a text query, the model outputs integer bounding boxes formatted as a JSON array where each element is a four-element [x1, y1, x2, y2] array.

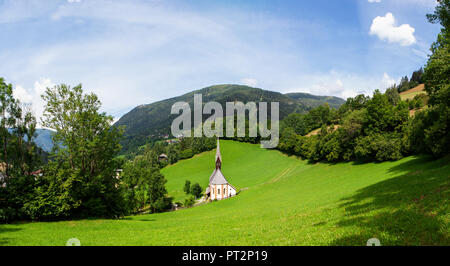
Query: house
[[205, 138, 236, 200], [158, 154, 168, 162], [165, 138, 180, 144]]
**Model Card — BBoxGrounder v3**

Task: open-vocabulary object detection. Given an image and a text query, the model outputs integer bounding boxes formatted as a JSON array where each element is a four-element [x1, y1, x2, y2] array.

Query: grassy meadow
[[400, 84, 426, 101], [1, 140, 449, 246]]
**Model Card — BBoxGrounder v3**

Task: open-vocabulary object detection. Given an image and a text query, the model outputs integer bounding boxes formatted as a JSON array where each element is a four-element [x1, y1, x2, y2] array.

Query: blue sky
[[0, 0, 440, 123]]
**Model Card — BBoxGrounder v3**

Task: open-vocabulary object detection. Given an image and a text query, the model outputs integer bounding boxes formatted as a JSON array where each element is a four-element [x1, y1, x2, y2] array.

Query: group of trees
[[411, 0, 450, 157], [278, 90, 410, 162], [0, 83, 173, 222], [0, 78, 49, 222], [184, 180, 203, 199], [25, 84, 127, 220], [181, 180, 203, 208], [1, 80, 220, 222], [0, 79, 45, 178], [121, 149, 172, 214], [396, 68, 424, 93]]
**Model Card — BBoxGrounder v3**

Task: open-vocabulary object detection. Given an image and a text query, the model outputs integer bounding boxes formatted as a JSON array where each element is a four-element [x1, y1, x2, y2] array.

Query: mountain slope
[[33, 129, 55, 153], [285, 92, 345, 109], [8, 128, 54, 153], [115, 84, 345, 153]]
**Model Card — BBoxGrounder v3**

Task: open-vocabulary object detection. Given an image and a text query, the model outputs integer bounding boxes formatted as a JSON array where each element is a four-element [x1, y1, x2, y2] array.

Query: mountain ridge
[[114, 84, 345, 154]]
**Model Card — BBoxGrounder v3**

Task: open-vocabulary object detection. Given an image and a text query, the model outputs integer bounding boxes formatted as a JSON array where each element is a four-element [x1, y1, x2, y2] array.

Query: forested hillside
[[114, 84, 345, 154]]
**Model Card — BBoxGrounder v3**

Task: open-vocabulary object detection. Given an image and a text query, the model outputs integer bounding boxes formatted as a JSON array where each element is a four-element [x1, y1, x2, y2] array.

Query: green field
[[1, 140, 449, 246], [400, 90, 427, 101], [399, 84, 426, 101]]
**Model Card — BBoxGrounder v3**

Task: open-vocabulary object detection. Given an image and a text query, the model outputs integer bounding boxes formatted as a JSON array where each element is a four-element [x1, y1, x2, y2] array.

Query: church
[[205, 138, 236, 200]]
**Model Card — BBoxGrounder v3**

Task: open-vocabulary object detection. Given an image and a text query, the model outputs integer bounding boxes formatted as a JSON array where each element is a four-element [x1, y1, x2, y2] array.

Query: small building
[[165, 139, 180, 145], [158, 154, 168, 162], [205, 138, 236, 200]]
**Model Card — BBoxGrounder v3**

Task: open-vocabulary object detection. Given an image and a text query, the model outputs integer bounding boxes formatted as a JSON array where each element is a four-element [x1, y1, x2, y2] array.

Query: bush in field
[[190, 183, 203, 199], [183, 180, 191, 194], [184, 196, 195, 208]]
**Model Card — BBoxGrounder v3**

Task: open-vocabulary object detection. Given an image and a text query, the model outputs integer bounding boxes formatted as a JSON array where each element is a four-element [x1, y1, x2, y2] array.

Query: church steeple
[[215, 137, 222, 170], [206, 137, 236, 201]]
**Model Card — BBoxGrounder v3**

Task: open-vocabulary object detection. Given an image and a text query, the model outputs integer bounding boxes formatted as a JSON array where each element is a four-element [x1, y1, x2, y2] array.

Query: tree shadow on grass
[[130, 218, 156, 222], [0, 226, 22, 246], [120, 217, 156, 222], [330, 155, 450, 246]]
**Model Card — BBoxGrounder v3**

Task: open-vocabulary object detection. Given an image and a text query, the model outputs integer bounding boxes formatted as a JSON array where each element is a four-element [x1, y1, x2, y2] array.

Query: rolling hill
[[1, 140, 448, 246], [114, 84, 345, 153]]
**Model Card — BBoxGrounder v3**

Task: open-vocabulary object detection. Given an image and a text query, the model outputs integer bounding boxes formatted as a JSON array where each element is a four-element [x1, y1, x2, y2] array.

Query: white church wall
[[209, 184, 236, 200]]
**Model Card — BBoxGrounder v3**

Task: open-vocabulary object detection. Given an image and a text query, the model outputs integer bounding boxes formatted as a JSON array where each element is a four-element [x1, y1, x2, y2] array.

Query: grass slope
[[1, 141, 449, 246], [400, 84, 426, 101], [162, 141, 296, 202]]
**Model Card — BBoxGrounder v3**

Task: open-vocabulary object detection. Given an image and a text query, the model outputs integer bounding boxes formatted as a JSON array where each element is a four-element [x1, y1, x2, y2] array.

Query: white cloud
[[13, 85, 33, 103], [368, 0, 381, 3], [67, 0, 82, 3], [13, 78, 54, 126], [381, 72, 396, 89], [240, 78, 258, 87], [370, 13, 416, 46], [0, 0, 307, 119], [283, 70, 401, 100]]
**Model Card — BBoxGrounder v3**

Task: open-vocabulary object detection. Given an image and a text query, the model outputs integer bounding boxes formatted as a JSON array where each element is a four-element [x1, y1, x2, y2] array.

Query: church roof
[[209, 168, 228, 185]]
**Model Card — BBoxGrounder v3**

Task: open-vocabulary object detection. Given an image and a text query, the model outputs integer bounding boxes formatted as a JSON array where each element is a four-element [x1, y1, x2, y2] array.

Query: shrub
[[190, 183, 203, 199], [152, 196, 173, 213], [183, 180, 191, 194], [184, 196, 195, 208]]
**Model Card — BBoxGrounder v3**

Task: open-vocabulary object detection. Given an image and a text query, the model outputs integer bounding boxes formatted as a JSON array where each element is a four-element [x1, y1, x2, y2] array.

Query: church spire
[[215, 137, 222, 170]]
